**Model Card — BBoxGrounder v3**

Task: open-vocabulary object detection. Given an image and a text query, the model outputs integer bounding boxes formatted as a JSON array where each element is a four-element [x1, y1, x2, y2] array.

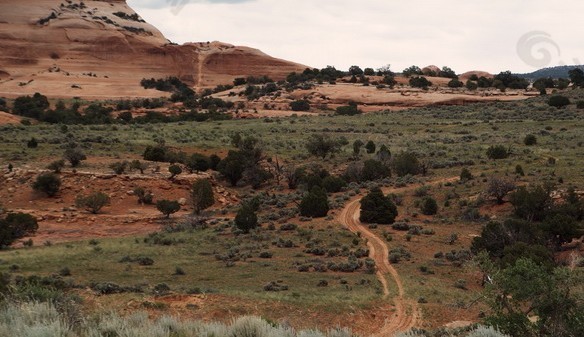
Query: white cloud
[[127, 0, 584, 74]]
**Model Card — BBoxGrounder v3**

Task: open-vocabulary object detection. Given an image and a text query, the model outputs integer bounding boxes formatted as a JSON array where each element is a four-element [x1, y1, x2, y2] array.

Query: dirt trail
[[337, 177, 458, 336]]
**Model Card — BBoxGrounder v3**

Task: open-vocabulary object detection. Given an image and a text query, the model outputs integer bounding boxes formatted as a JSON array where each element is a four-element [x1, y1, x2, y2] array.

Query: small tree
[[420, 196, 438, 215], [27, 137, 38, 149], [109, 161, 128, 175], [33, 173, 61, 197], [524, 134, 537, 146], [409, 76, 432, 89], [486, 145, 510, 159], [391, 151, 421, 177], [353, 140, 364, 158], [168, 164, 182, 179], [0, 213, 38, 247], [75, 192, 110, 214], [133, 187, 153, 205], [63, 147, 86, 167], [191, 179, 214, 215], [361, 159, 390, 181], [321, 175, 346, 193], [217, 151, 245, 186], [299, 186, 329, 218], [305, 134, 341, 159], [130, 160, 148, 174], [47, 160, 65, 173], [156, 200, 181, 218], [547, 95, 570, 109], [234, 204, 258, 233], [360, 187, 398, 224], [336, 103, 361, 116], [487, 177, 516, 204], [460, 168, 473, 182], [185, 153, 210, 173], [289, 100, 310, 111], [365, 140, 376, 154]]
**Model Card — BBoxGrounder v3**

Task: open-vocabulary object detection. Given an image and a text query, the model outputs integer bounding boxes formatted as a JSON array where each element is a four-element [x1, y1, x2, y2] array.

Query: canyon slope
[[0, 0, 307, 98]]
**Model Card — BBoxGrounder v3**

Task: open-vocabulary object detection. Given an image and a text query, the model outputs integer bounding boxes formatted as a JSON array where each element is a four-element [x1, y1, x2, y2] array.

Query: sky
[[127, 0, 584, 74]]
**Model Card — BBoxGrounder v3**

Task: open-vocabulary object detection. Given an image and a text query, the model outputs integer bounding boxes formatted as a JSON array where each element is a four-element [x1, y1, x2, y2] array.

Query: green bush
[[32, 173, 61, 197], [156, 200, 181, 218], [299, 186, 329, 218], [391, 151, 421, 176], [460, 168, 473, 181], [321, 175, 346, 193], [548, 95, 570, 109], [0, 213, 38, 247], [523, 134, 537, 146], [360, 187, 398, 224], [289, 100, 310, 111], [420, 197, 438, 215], [336, 103, 361, 116], [191, 179, 214, 215], [109, 161, 128, 175], [75, 192, 110, 214], [234, 204, 258, 233], [486, 145, 510, 159]]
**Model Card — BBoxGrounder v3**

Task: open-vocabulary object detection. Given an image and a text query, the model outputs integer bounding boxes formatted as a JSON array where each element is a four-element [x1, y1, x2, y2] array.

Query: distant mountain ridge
[[516, 65, 584, 80]]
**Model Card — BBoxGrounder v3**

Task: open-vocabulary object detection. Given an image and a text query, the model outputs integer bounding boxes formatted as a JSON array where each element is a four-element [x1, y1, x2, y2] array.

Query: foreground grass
[[0, 226, 380, 313]]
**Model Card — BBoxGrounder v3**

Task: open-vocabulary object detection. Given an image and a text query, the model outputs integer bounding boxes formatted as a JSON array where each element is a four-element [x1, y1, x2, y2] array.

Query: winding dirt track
[[337, 178, 458, 336]]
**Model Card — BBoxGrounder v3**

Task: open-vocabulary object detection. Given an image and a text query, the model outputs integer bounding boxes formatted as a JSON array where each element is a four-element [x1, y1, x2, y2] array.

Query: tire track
[[337, 177, 458, 336]]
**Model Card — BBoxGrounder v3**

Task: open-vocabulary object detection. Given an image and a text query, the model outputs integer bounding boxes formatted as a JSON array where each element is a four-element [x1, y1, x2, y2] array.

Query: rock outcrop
[[0, 0, 306, 98]]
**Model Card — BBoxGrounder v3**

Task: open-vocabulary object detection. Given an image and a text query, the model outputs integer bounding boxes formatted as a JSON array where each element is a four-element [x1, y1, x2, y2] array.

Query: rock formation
[[0, 0, 306, 98]]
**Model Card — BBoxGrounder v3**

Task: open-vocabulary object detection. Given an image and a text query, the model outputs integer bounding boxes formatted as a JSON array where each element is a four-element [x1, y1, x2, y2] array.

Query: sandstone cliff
[[0, 0, 306, 98]]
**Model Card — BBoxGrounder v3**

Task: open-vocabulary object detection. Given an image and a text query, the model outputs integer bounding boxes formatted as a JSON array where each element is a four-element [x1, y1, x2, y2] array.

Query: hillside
[[517, 65, 584, 80], [0, 0, 306, 99]]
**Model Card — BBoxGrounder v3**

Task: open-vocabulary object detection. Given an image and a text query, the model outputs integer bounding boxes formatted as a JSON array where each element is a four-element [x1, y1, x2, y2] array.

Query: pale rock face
[[0, 0, 306, 98]]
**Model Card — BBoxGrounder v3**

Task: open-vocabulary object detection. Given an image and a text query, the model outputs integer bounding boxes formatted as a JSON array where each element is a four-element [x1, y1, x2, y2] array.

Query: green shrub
[[299, 186, 329, 218], [234, 204, 258, 233], [32, 173, 61, 197], [548, 95, 570, 108], [321, 175, 346, 193], [420, 197, 438, 215], [486, 145, 510, 159], [289, 100, 310, 111], [336, 103, 361, 116], [47, 160, 65, 173], [109, 161, 128, 175], [523, 134, 537, 146], [0, 213, 38, 247], [133, 187, 153, 205], [75, 192, 110, 214], [460, 168, 473, 181], [360, 187, 398, 224], [156, 200, 181, 218], [191, 179, 214, 215]]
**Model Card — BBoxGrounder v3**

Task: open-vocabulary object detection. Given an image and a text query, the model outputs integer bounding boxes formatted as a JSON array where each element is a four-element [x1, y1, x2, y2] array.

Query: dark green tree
[[217, 151, 246, 186], [234, 203, 258, 233], [548, 95, 571, 109], [365, 140, 376, 154], [305, 134, 341, 159], [75, 192, 110, 214], [361, 159, 390, 181], [0, 213, 38, 247], [460, 168, 473, 181], [185, 154, 210, 173], [321, 175, 346, 193], [420, 196, 438, 215], [360, 187, 398, 224], [391, 151, 421, 176], [523, 134, 537, 146], [63, 147, 86, 167], [486, 145, 510, 159], [32, 173, 61, 197], [289, 100, 310, 111], [191, 179, 214, 215], [156, 200, 181, 218], [299, 186, 329, 218], [168, 164, 182, 179], [568, 68, 584, 87], [352, 140, 364, 158]]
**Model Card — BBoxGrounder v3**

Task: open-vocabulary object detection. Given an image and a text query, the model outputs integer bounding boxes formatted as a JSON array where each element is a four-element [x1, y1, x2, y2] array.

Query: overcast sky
[[127, 0, 583, 74]]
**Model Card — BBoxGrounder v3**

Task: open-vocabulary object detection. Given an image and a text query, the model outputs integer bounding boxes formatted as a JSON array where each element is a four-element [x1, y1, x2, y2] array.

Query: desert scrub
[[0, 302, 359, 337]]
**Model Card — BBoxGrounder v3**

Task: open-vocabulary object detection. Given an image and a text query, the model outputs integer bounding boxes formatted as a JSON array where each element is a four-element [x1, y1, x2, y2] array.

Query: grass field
[[1, 89, 583, 333]]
